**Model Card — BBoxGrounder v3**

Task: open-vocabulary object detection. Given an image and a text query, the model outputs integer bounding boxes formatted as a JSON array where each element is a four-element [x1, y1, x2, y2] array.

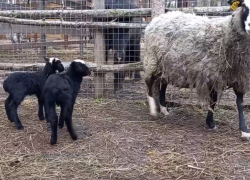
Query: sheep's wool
[[144, 9, 250, 106]]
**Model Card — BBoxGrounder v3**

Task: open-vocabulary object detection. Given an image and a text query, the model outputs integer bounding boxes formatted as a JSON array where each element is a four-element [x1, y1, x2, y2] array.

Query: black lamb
[[3, 57, 65, 130], [43, 59, 91, 145]]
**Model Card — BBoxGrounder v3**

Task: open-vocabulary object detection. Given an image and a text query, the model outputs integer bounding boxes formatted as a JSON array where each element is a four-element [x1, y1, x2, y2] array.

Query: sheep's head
[[44, 57, 65, 76], [71, 59, 91, 77]]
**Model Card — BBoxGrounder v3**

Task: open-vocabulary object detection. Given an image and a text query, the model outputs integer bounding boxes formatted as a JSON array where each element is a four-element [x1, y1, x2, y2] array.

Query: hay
[[0, 90, 250, 179]]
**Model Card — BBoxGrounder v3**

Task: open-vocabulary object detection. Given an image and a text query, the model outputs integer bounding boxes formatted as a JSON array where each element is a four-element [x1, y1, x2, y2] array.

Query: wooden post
[[64, 34, 68, 49], [40, 0, 46, 60], [151, 0, 165, 17], [79, 35, 84, 58], [93, 0, 106, 98]]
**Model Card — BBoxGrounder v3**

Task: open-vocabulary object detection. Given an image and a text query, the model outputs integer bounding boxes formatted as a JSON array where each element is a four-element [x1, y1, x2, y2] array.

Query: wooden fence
[[0, 0, 232, 98]]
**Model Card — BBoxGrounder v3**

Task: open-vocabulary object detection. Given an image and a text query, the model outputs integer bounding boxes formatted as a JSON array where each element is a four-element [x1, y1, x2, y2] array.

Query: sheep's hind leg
[[9, 94, 25, 130], [234, 90, 250, 140], [62, 104, 77, 141], [45, 102, 58, 145], [206, 90, 217, 130], [5, 95, 13, 122], [159, 78, 169, 116]]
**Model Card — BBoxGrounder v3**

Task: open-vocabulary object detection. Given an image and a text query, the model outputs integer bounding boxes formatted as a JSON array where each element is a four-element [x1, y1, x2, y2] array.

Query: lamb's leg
[[5, 95, 13, 122], [37, 95, 45, 120], [58, 105, 65, 129], [159, 78, 169, 116], [9, 94, 24, 130], [206, 90, 217, 130], [234, 89, 250, 139], [45, 102, 58, 145], [62, 104, 77, 141]]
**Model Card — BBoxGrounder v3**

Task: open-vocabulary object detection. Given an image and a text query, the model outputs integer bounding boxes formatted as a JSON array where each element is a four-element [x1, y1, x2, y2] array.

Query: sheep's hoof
[[16, 125, 24, 130], [241, 131, 250, 142], [160, 105, 170, 116], [208, 126, 218, 131]]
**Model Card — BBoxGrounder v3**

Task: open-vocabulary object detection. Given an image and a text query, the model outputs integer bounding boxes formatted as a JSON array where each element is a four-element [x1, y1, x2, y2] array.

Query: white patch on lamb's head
[[73, 59, 86, 65], [242, 2, 250, 34], [49, 57, 60, 64]]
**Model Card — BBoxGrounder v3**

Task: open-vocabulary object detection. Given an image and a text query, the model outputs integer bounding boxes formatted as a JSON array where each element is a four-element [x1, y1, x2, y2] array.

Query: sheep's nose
[[118, 57, 122, 61]]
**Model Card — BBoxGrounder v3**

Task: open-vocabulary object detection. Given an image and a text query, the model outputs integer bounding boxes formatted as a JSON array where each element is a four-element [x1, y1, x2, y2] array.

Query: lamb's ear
[[44, 57, 50, 63]]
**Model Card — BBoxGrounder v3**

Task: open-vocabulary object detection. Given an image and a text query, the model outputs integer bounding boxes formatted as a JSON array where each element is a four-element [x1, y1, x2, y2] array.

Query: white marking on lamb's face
[[74, 59, 86, 65], [160, 105, 169, 116], [147, 95, 157, 116], [49, 57, 59, 64]]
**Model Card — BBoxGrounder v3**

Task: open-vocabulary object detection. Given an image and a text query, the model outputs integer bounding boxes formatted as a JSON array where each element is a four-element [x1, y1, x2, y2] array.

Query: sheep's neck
[[66, 68, 82, 83]]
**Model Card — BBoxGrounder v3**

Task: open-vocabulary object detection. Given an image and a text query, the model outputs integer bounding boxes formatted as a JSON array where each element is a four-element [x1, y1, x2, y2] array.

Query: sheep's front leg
[[206, 90, 217, 130], [234, 90, 250, 139], [37, 95, 45, 120], [145, 75, 160, 117]]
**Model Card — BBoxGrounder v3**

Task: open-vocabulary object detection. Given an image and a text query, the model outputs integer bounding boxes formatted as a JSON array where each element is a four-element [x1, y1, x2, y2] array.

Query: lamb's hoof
[[58, 125, 64, 129], [241, 131, 250, 141], [16, 125, 24, 130], [39, 116, 45, 121], [50, 137, 57, 145], [71, 134, 78, 141]]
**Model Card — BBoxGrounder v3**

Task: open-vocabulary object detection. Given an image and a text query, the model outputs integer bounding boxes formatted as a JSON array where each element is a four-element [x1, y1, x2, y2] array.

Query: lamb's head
[[44, 57, 65, 76], [70, 59, 91, 77]]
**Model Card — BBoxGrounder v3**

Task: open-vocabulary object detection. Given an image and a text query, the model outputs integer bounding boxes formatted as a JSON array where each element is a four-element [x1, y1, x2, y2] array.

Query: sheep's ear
[[44, 57, 50, 63]]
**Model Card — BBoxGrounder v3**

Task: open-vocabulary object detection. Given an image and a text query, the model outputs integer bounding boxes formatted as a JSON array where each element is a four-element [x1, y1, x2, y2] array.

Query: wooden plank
[[93, 0, 106, 99], [0, 40, 93, 51], [0, 62, 143, 73], [0, 23, 89, 36]]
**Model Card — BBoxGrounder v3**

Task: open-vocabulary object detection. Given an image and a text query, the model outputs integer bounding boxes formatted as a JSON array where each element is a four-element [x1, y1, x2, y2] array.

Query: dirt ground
[[1, 45, 250, 179]]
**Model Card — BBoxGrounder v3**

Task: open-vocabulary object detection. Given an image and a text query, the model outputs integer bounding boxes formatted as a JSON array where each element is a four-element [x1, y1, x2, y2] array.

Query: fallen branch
[[0, 9, 152, 19], [0, 62, 144, 73], [0, 16, 147, 29]]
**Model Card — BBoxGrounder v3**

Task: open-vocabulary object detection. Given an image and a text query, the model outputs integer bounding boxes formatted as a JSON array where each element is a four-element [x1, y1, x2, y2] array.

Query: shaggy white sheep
[[144, 2, 250, 139]]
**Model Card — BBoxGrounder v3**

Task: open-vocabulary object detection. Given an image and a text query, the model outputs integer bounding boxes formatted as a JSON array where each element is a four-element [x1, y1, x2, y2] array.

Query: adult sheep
[[144, 2, 250, 139], [3, 57, 65, 130], [43, 59, 91, 145]]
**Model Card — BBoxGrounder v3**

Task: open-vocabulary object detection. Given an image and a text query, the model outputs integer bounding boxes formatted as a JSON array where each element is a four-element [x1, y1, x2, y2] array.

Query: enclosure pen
[[0, 0, 249, 179]]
